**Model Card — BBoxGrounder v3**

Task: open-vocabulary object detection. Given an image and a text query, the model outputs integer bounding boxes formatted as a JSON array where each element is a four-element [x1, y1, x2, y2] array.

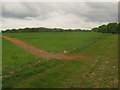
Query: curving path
[[1, 35, 91, 60]]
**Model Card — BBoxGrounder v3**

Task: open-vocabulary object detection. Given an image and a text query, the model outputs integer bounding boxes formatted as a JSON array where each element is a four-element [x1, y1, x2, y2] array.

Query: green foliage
[[92, 23, 119, 34], [1, 22, 119, 34], [2, 27, 90, 33]]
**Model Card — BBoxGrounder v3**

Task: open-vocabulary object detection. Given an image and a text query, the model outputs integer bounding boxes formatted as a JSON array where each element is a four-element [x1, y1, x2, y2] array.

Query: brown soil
[[1, 35, 91, 60]]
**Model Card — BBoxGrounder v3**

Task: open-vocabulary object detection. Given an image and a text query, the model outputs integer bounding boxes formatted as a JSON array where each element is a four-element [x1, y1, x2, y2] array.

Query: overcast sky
[[1, 2, 118, 30]]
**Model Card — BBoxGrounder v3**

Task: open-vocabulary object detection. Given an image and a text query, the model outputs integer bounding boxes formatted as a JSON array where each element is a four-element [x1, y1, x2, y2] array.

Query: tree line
[[92, 23, 119, 34], [1, 22, 119, 34], [1, 27, 90, 33]]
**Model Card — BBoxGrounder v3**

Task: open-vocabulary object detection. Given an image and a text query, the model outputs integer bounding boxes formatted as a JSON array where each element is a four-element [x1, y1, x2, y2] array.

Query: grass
[[0, 35, 2, 89], [3, 32, 108, 52], [2, 39, 40, 74], [3, 58, 95, 88], [2, 32, 118, 88]]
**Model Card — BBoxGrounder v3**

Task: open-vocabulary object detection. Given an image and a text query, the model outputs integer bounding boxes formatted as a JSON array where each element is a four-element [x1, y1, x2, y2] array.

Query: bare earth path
[[1, 35, 99, 78], [1, 35, 91, 60]]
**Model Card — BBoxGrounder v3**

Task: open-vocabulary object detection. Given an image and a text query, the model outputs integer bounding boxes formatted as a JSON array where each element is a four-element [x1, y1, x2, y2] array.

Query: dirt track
[[1, 35, 90, 60], [1, 35, 96, 78]]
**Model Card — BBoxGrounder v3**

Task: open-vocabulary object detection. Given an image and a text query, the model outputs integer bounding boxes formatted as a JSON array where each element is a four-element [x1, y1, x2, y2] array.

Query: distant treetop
[[2, 22, 119, 34]]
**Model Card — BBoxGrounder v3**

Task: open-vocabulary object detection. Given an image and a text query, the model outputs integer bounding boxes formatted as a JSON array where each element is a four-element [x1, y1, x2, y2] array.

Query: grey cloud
[[2, 2, 59, 19], [85, 2, 118, 22], [2, 2, 37, 18], [3, 2, 117, 22], [1, 2, 118, 30], [2, 2, 118, 23], [118, 1, 120, 22]]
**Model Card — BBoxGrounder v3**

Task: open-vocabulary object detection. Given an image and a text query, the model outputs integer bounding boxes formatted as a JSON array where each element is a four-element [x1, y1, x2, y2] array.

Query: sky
[[1, 1, 118, 30]]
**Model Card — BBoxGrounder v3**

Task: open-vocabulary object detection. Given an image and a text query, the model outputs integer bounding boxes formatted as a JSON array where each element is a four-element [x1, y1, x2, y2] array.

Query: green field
[[0, 35, 2, 89], [2, 32, 118, 88]]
